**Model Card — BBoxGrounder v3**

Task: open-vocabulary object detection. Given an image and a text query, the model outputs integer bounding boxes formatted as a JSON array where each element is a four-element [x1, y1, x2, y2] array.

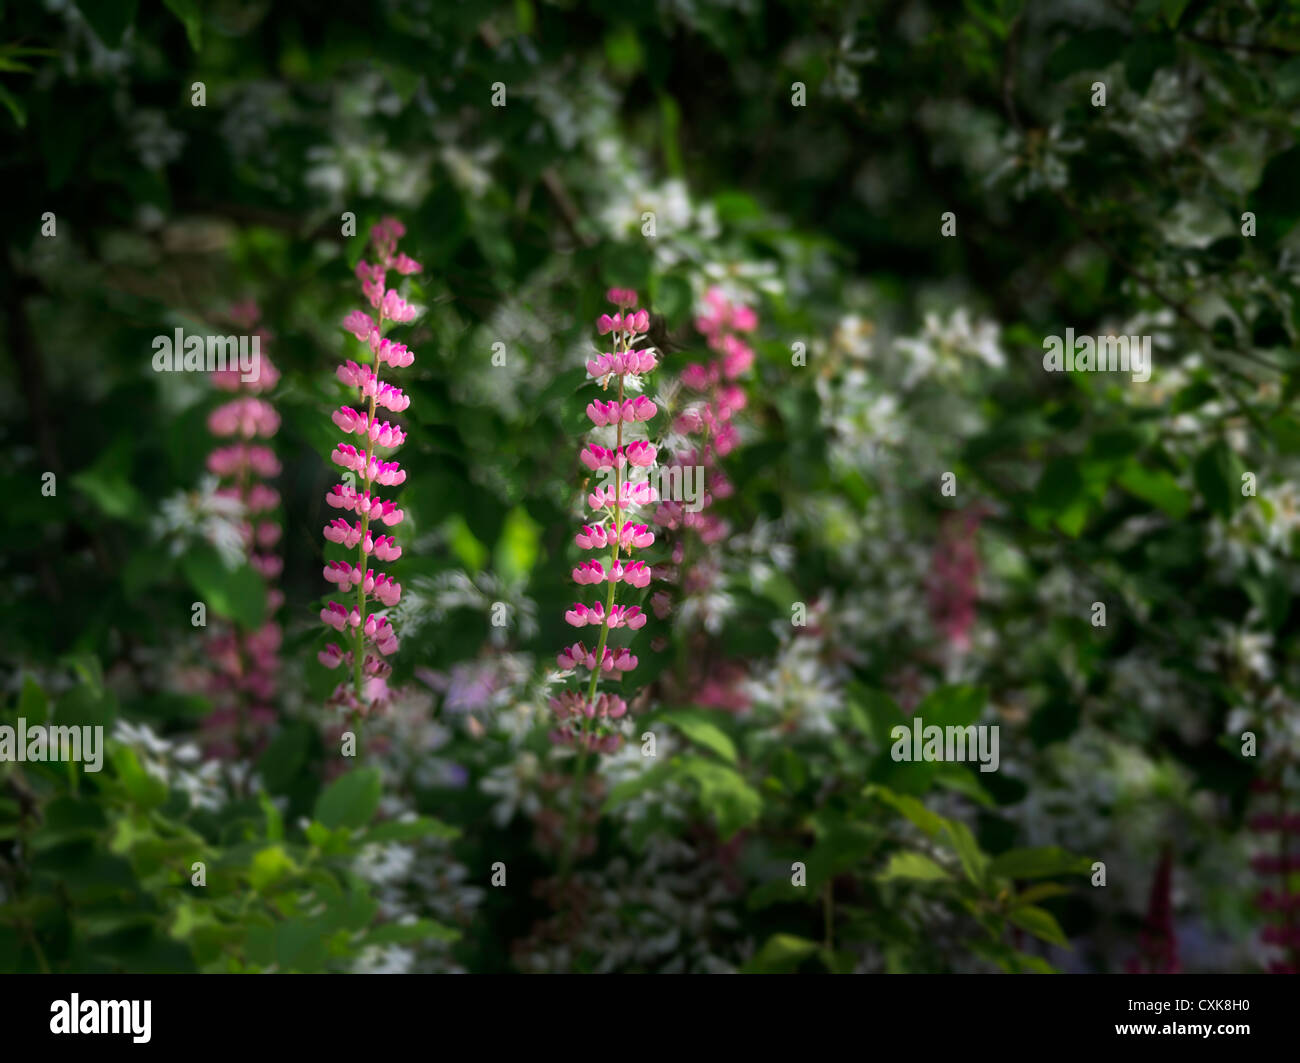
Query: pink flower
[[624, 395, 657, 422], [652, 286, 759, 705], [588, 349, 657, 378], [208, 397, 279, 438], [344, 310, 377, 342], [607, 604, 646, 629], [565, 602, 604, 627], [927, 508, 984, 653], [625, 441, 656, 467], [586, 399, 620, 426], [720, 334, 755, 378], [588, 481, 657, 511], [322, 217, 418, 717], [380, 289, 418, 323], [212, 323, 280, 393], [572, 560, 606, 585], [245, 484, 279, 512], [373, 338, 414, 368], [207, 443, 281, 479], [1126, 848, 1179, 974], [595, 309, 650, 337], [199, 302, 284, 761], [552, 289, 662, 763]]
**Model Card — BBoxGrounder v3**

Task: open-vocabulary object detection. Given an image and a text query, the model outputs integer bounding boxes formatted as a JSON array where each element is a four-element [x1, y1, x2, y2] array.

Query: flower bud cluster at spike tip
[[552, 288, 661, 753], [320, 216, 420, 718], [201, 302, 283, 759]]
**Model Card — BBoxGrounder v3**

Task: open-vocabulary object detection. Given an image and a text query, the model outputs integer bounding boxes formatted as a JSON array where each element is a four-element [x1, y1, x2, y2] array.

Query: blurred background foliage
[[1, 0, 1299, 972]]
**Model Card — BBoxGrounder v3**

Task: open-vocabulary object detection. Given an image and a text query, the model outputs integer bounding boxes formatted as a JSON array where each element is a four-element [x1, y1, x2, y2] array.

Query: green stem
[[352, 304, 385, 705]]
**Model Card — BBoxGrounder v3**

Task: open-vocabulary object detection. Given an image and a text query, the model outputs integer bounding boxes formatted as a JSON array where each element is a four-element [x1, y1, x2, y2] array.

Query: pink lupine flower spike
[[557, 289, 660, 873], [319, 217, 419, 721]]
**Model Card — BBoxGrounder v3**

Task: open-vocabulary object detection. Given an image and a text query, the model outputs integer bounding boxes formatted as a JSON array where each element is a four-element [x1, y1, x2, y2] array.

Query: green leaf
[[163, 0, 203, 51], [248, 845, 298, 892], [806, 819, 876, 886], [676, 757, 761, 839], [604, 25, 644, 76], [260, 793, 284, 843], [256, 722, 311, 794], [1013, 883, 1073, 907], [275, 919, 327, 971], [1268, 414, 1300, 455], [181, 545, 267, 630], [1012, 952, 1061, 974], [71, 449, 144, 522], [17, 676, 49, 725], [384, 64, 421, 106], [933, 766, 997, 808], [944, 818, 988, 887], [493, 505, 541, 584], [990, 846, 1093, 880], [75, 0, 139, 47], [742, 933, 820, 974], [443, 514, 487, 573], [111, 746, 168, 809], [1193, 442, 1241, 518], [35, 795, 107, 847], [1251, 145, 1300, 245], [363, 919, 460, 946], [63, 653, 105, 698], [0, 83, 26, 128], [1116, 462, 1192, 518], [865, 785, 948, 839], [313, 767, 382, 830], [878, 850, 951, 883], [915, 684, 986, 729], [56, 683, 117, 730], [305, 821, 351, 854], [1276, 56, 1300, 102], [1007, 904, 1071, 948], [602, 760, 676, 811], [1047, 29, 1126, 80], [1162, 0, 1192, 27], [365, 816, 460, 843], [1123, 35, 1176, 95], [656, 710, 737, 764], [845, 682, 904, 743], [867, 786, 988, 886], [1243, 574, 1290, 631], [1033, 456, 1085, 511]]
